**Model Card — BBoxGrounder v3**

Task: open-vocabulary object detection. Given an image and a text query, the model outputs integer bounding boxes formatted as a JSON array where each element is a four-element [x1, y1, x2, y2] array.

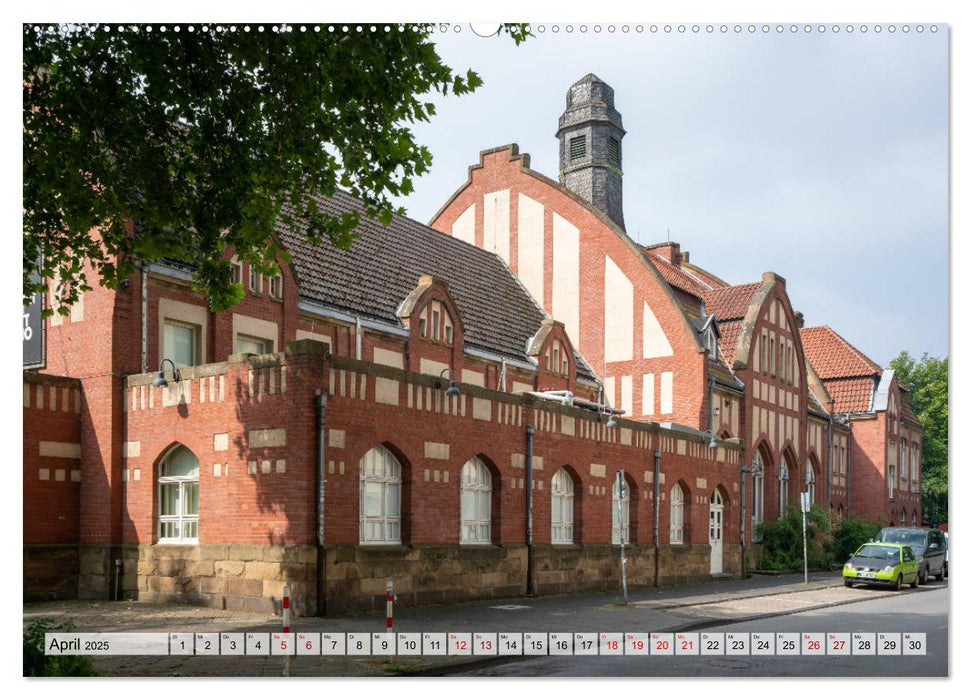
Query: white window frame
[[460, 457, 492, 544], [163, 319, 199, 368], [779, 456, 790, 516], [752, 452, 764, 540], [236, 334, 272, 356], [551, 468, 574, 544], [269, 273, 283, 299], [359, 445, 402, 545], [157, 446, 199, 544], [612, 478, 630, 545], [888, 464, 896, 500], [249, 265, 262, 294], [670, 483, 685, 544]]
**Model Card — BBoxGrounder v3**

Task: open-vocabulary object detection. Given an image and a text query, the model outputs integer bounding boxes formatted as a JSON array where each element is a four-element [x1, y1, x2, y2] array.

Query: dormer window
[[705, 329, 718, 358], [418, 299, 454, 347], [544, 339, 570, 378]]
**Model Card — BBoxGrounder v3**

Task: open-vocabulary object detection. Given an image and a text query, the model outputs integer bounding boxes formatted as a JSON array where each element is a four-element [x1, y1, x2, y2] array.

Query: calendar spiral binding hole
[[31, 24, 939, 37]]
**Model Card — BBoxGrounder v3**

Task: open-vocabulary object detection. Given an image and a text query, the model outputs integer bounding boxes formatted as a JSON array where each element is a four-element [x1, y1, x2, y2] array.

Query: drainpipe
[[140, 262, 149, 374], [354, 317, 362, 360], [739, 464, 748, 579], [826, 414, 834, 519], [846, 421, 852, 519], [653, 449, 660, 588], [525, 425, 535, 596], [315, 393, 328, 616], [707, 374, 715, 436]]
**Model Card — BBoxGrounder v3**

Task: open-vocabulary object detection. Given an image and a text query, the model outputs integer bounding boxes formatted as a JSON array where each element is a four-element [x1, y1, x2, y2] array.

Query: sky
[[387, 23, 948, 369]]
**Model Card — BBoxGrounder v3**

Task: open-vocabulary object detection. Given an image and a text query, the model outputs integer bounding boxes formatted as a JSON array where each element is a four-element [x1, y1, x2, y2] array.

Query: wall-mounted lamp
[[436, 368, 461, 396], [153, 358, 182, 388]]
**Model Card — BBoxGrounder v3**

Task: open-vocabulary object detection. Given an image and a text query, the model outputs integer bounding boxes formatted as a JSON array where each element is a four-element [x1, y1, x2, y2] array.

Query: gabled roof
[[277, 191, 552, 367], [702, 283, 762, 322], [824, 377, 876, 414], [643, 251, 711, 299], [800, 326, 882, 380]]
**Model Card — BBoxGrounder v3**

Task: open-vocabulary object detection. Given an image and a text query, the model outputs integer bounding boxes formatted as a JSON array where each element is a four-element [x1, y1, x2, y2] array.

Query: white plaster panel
[[642, 373, 655, 416], [621, 374, 633, 418], [39, 441, 81, 459], [419, 358, 449, 378], [660, 372, 674, 414], [462, 369, 485, 387], [372, 347, 404, 369], [604, 256, 634, 363], [329, 429, 346, 449], [517, 193, 545, 306], [472, 398, 492, 421], [604, 377, 616, 409], [642, 301, 674, 358], [248, 428, 286, 448], [483, 189, 511, 263], [512, 381, 534, 394], [213, 433, 229, 451], [590, 463, 606, 478], [122, 441, 141, 458], [424, 442, 450, 460], [552, 213, 580, 345], [452, 203, 476, 245], [374, 377, 400, 406], [560, 415, 575, 436]]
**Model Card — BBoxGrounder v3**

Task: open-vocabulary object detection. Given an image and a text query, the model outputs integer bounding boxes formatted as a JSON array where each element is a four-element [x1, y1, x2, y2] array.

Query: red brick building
[[24, 191, 746, 615], [429, 74, 921, 548]]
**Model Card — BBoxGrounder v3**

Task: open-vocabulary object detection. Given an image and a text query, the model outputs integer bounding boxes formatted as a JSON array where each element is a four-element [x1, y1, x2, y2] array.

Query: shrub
[[828, 517, 883, 565], [756, 505, 830, 570], [23, 618, 98, 677]]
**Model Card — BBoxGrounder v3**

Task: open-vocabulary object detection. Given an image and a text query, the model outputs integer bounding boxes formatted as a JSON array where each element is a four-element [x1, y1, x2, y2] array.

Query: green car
[[843, 542, 919, 590]]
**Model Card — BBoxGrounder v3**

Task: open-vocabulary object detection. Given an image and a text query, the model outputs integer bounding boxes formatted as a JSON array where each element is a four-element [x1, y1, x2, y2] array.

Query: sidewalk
[[25, 571, 870, 677]]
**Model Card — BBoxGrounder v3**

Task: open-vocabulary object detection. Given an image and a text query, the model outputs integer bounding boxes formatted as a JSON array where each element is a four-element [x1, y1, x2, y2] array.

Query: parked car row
[[842, 527, 948, 591]]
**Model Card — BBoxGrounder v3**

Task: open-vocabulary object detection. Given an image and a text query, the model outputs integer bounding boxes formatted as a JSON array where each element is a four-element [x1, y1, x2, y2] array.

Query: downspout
[[354, 317, 362, 361], [525, 425, 535, 596], [315, 393, 328, 616], [653, 449, 660, 588], [826, 414, 834, 518], [707, 373, 715, 435], [740, 463, 748, 579], [846, 421, 852, 519], [141, 262, 149, 373]]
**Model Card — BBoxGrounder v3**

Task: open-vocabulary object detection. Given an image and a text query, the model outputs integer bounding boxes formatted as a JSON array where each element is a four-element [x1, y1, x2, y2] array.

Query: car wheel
[[893, 574, 902, 591], [919, 566, 928, 585], [844, 579, 854, 588]]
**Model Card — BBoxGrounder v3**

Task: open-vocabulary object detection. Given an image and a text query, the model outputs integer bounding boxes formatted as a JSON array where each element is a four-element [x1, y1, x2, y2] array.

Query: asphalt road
[[451, 583, 949, 677]]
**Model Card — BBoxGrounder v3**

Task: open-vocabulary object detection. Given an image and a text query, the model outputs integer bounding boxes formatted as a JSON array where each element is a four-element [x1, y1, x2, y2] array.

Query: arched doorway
[[709, 490, 725, 574]]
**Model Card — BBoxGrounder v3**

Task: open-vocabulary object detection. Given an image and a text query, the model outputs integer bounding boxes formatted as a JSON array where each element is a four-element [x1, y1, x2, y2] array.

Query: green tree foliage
[[889, 351, 948, 523], [827, 517, 882, 564], [23, 618, 98, 676], [756, 505, 830, 571], [24, 23, 529, 313]]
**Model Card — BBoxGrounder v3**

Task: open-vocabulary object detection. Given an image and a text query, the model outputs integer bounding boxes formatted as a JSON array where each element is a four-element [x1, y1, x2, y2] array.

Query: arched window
[[158, 445, 199, 543], [837, 504, 844, 521], [360, 445, 401, 544], [551, 468, 574, 544], [612, 478, 630, 544], [461, 457, 492, 544], [670, 483, 685, 544], [805, 459, 816, 506], [752, 451, 765, 538], [779, 455, 790, 516]]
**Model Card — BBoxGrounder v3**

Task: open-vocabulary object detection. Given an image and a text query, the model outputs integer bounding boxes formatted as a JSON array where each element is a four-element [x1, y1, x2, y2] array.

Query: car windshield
[[879, 530, 925, 547], [856, 545, 900, 560]]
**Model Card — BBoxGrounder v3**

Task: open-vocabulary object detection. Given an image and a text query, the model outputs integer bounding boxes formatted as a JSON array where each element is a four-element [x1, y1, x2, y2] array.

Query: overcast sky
[[389, 24, 948, 368]]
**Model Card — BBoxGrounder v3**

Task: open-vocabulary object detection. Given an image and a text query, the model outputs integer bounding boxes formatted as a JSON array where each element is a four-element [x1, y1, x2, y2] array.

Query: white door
[[709, 490, 724, 574]]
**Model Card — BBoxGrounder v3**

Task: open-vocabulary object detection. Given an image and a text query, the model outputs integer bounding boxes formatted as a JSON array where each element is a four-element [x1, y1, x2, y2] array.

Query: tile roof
[[643, 251, 711, 299], [822, 377, 875, 413], [278, 191, 554, 368], [717, 320, 743, 367], [702, 283, 761, 322], [800, 326, 882, 380], [682, 261, 731, 289]]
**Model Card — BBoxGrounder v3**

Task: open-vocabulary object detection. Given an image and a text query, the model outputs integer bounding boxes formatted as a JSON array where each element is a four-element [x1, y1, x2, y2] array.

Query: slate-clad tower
[[556, 73, 626, 230]]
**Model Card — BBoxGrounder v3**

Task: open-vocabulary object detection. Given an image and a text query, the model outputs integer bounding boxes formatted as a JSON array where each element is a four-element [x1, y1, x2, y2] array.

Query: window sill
[[155, 540, 199, 546]]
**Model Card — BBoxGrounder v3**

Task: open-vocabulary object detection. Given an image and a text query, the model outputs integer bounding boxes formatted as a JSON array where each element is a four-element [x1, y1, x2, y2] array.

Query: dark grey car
[[876, 527, 948, 584]]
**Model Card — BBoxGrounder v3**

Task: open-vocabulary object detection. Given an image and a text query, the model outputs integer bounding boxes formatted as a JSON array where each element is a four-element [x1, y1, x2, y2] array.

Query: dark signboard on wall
[[23, 264, 45, 369]]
